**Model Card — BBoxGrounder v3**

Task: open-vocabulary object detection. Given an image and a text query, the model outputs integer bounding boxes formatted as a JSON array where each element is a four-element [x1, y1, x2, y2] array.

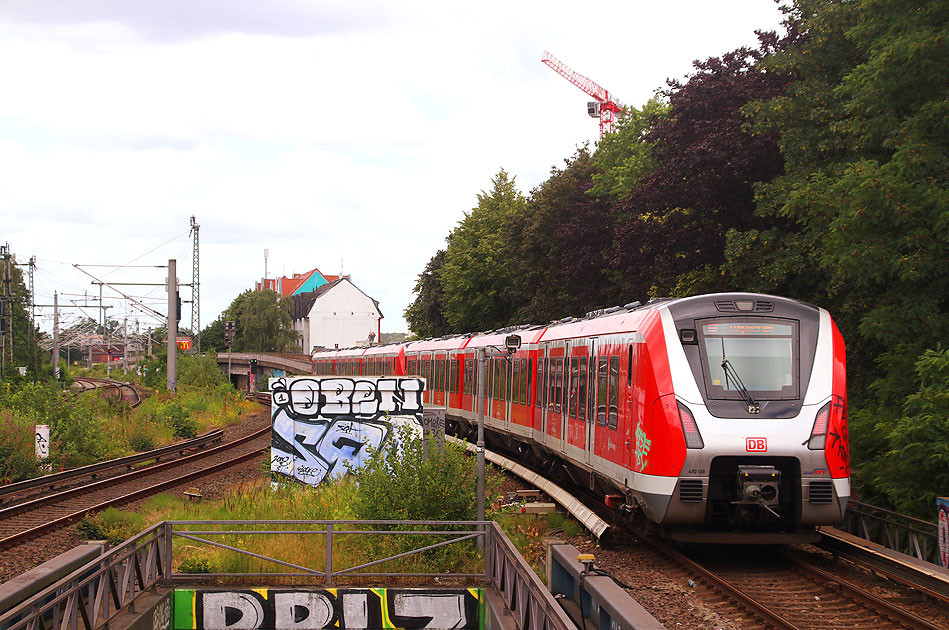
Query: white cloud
[[0, 0, 785, 336]]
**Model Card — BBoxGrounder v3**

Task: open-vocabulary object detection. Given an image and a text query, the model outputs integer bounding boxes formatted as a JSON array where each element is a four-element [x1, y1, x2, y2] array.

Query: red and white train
[[311, 293, 850, 542]]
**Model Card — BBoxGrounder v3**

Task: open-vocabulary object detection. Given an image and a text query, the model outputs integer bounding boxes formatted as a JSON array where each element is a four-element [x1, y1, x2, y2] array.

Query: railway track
[[0, 429, 225, 507], [0, 424, 270, 553], [633, 538, 948, 630], [71, 377, 143, 407], [467, 434, 948, 629]]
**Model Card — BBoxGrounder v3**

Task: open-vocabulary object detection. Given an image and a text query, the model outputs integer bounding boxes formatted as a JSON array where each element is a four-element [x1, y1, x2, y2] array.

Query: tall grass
[[0, 355, 255, 482]]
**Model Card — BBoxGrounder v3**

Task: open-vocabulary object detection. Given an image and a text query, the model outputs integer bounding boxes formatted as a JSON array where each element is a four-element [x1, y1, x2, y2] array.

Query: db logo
[[745, 437, 767, 452]]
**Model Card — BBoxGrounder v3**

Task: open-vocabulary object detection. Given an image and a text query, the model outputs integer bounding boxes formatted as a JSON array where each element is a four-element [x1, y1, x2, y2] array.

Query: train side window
[[463, 359, 469, 395], [561, 357, 569, 414], [546, 358, 554, 411], [505, 359, 512, 402], [608, 356, 619, 430], [569, 357, 579, 419], [492, 359, 499, 399], [442, 359, 448, 392], [535, 358, 543, 408], [628, 345, 633, 386], [473, 357, 479, 397], [554, 357, 563, 413], [451, 358, 459, 394], [512, 359, 521, 405], [596, 357, 608, 426], [579, 357, 588, 422], [522, 358, 529, 405]]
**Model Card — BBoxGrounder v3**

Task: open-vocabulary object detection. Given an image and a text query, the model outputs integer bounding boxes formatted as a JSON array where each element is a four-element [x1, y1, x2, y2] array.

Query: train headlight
[[807, 401, 832, 450], [677, 401, 704, 449]]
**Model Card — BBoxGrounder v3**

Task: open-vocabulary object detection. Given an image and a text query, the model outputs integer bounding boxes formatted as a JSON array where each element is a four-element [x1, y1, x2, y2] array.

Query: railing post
[[484, 523, 493, 584], [325, 523, 333, 587], [163, 522, 173, 585]]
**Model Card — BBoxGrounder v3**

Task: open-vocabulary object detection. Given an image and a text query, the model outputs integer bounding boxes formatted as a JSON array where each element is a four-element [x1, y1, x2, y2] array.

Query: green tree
[[858, 348, 949, 519], [746, 0, 948, 406], [440, 170, 526, 332], [590, 98, 668, 201], [235, 289, 297, 353], [1, 253, 45, 381], [510, 148, 618, 323], [403, 250, 453, 338]]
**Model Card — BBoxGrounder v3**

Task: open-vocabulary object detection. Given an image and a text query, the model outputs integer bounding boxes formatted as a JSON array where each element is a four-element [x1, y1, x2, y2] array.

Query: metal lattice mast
[[0, 244, 11, 375], [190, 216, 200, 352]]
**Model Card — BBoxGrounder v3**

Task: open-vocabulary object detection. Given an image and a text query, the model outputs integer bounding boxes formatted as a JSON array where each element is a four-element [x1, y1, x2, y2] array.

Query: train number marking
[[745, 437, 767, 452]]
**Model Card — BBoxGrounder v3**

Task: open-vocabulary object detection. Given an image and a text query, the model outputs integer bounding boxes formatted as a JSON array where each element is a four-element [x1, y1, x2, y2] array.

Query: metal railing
[[841, 500, 940, 565], [0, 524, 165, 630], [1, 520, 575, 630]]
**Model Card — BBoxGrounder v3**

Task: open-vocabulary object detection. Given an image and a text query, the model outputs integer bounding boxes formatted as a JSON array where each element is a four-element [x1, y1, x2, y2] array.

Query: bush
[[178, 555, 212, 574], [76, 508, 145, 545], [159, 402, 198, 439], [868, 347, 949, 519], [128, 428, 155, 452], [348, 424, 481, 522]]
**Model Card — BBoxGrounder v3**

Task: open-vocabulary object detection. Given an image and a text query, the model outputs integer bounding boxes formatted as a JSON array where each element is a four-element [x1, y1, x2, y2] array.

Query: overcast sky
[[0, 0, 785, 341]]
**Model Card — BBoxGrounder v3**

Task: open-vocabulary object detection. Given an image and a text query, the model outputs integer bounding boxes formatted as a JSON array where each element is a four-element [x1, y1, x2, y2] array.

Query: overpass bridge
[[215, 352, 311, 390]]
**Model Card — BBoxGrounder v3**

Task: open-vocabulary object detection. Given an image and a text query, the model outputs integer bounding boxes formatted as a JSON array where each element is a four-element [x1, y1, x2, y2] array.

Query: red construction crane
[[542, 50, 626, 138]]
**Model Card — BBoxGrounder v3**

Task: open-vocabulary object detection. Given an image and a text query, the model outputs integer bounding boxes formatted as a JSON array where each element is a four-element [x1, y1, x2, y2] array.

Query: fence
[[841, 500, 940, 565], [0, 520, 574, 630]]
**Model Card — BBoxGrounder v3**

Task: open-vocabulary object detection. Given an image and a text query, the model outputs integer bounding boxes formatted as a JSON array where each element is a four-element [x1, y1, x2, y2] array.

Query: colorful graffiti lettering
[[270, 377, 424, 486], [633, 423, 650, 472], [172, 588, 483, 630]]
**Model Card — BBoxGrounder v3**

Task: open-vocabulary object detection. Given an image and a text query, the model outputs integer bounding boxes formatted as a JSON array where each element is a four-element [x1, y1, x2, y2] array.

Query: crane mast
[[542, 50, 625, 138]]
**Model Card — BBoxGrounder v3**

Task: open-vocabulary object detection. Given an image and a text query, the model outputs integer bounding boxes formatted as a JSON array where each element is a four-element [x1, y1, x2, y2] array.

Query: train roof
[[403, 335, 472, 352]]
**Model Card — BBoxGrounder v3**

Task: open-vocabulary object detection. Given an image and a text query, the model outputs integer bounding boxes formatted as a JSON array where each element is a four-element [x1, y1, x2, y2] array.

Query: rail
[[841, 499, 940, 566], [0, 430, 224, 501], [0, 520, 574, 630]]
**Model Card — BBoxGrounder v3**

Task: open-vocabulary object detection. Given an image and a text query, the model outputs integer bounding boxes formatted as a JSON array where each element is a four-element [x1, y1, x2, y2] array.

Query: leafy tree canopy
[[511, 147, 618, 323], [747, 0, 948, 405], [403, 250, 452, 339], [590, 97, 668, 201], [440, 170, 526, 332], [610, 36, 789, 300]]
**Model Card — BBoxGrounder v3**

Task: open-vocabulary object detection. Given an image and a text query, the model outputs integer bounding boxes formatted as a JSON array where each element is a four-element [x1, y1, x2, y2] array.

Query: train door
[[545, 342, 566, 452], [538, 344, 548, 438], [423, 353, 433, 405], [622, 342, 637, 470], [585, 338, 597, 465], [559, 341, 571, 453]]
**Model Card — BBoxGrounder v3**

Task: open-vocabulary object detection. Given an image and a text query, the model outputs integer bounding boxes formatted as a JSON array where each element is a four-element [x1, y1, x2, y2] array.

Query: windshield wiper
[[721, 339, 760, 414]]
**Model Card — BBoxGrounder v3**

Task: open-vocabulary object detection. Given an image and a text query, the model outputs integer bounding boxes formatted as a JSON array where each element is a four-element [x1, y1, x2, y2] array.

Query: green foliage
[[76, 508, 145, 545], [590, 98, 667, 201], [744, 0, 949, 406], [856, 348, 949, 518], [0, 408, 42, 483], [510, 148, 618, 323], [403, 250, 452, 338], [178, 555, 212, 574], [177, 352, 228, 389], [348, 425, 483, 522], [440, 170, 526, 332]]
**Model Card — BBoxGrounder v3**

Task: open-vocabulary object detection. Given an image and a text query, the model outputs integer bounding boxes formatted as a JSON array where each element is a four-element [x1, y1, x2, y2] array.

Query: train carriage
[[312, 292, 849, 542]]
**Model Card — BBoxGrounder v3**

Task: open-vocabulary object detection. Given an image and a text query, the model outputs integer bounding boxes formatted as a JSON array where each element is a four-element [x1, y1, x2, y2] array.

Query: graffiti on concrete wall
[[172, 588, 483, 630], [269, 377, 425, 486]]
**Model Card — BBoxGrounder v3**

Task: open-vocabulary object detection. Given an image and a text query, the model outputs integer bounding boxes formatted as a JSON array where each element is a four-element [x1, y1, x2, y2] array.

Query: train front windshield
[[699, 319, 799, 399]]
